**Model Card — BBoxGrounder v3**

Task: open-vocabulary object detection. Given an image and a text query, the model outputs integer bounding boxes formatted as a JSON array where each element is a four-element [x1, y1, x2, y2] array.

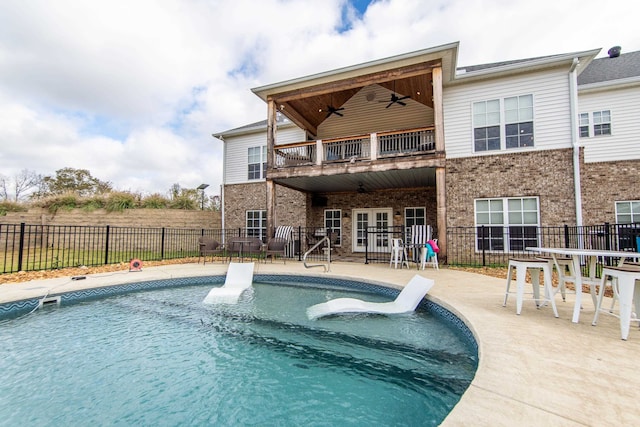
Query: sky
[[1, 0, 638, 199]]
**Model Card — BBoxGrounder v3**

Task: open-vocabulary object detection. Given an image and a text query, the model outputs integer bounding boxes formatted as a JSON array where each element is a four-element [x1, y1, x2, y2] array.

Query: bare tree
[[0, 169, 41, 201], [13, 169, 41, 201]]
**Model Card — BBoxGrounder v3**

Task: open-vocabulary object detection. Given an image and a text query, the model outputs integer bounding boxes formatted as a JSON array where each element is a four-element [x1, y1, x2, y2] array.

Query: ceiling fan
[[357, 182, 366, 193], [379, 81, 410, 108], [322, 94, 344, 118], [324, 105, 344, 118]]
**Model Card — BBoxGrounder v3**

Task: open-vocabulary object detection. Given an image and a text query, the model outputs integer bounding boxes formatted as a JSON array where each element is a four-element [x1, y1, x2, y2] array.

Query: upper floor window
[[324, 209, 342, 246], [475, 197, 540, 252], [473, 94, 534, 152], [579, 113, 590, 138], [593, 110, 612, 136], [248, 146, 267, 180], [579, 110, 612, 138], [615, 201, 640, 224]]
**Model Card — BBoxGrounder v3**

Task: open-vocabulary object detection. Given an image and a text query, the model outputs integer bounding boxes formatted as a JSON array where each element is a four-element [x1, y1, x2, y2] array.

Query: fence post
[[17, 223, 25, 272], [298, 226, 302, 261], [104, 225, 110, 265], [564, 224, 569, 248], [481, 225, 486, 267], [365, 227, 369, 264], [161, 227, 166, 260], [604, 222, 611, 251]]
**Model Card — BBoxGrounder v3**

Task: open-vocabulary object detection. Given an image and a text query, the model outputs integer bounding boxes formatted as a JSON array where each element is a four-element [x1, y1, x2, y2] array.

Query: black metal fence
[[2, 222, 639, 274], [358, 223, 640, 267], [446, 223, 640, 267], [0, 224, 332, 274]]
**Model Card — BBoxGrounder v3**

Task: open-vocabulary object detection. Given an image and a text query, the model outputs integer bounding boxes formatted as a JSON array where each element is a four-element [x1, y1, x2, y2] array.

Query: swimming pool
[[0, 275, 477, 426]]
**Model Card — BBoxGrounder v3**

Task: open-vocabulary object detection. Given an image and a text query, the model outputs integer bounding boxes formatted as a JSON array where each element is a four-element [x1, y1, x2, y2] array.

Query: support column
[[432, 66, 445, 154], [266, 99, 277, 238], [436, 166, 447, 262], [266, 179, 276, 239]]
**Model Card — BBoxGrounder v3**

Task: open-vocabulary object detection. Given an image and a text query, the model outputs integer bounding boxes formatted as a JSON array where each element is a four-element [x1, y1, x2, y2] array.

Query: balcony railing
[[378, 128, 435, 157], [274, 126, 434, 168]]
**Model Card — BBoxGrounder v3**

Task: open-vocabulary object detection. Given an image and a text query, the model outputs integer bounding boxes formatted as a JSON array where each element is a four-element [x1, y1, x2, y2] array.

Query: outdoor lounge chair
[[264, 237, 287, 263], [202, 262, 255, 304], [306, 274, 434, 320], [198, 236, 224, 264]]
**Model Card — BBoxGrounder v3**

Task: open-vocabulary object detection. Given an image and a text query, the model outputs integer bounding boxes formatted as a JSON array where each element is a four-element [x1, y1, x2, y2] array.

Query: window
[[504, 95, 534, 148], [248, 146, 267, 180], [473, 99, 501, 152], [593, 110, 611, 136], [579, 113, 590, 138], [615, 201, 640, 224], [246, 210, 266, 241], [475, 197, 540, 252], [404, 207, 426, 237], [579, 110, 612, 137], [324, 209, 342, 245], [473, 95, 534, 152]]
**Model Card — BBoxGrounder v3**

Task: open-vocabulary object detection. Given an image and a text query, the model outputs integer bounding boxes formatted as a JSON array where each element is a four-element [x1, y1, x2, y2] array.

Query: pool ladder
[[303, 236, 331, 272]]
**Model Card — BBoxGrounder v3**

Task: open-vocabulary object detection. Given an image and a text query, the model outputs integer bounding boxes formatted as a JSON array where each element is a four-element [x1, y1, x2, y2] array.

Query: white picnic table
[[526, 247, 638, 323]]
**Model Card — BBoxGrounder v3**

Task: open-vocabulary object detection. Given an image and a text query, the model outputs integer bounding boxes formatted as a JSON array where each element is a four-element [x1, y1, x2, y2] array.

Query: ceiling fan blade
[[398, 95, 410, 101], [334, 111, 344, 117], [385, 102, 394, 108], [397, 100, 407, 106]]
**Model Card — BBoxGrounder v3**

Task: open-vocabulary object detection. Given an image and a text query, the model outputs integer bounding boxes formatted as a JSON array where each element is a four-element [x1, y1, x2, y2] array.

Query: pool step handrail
[[303, 236, 331, 272]]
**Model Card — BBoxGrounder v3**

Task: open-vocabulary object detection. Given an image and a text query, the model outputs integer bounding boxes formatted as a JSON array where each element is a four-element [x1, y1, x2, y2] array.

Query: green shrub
[[38, 193, 81, 213], [105, 192, 137, 212], [0, 201, 28, 216], [141, 193, 169, 209], [82, 195, 106, 211], [170, 195, 197, 210]]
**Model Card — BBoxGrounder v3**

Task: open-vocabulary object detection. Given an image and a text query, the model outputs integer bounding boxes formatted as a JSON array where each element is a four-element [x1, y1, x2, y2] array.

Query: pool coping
[[1, 261, 639, 425]]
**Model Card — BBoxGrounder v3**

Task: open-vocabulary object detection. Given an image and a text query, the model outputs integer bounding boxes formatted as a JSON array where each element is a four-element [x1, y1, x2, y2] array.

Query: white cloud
[[0, 0, 638, 197]]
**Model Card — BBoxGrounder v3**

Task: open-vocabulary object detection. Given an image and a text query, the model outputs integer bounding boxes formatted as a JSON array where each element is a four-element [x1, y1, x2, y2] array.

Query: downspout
[[569, 58, 584, 229], [218, 135, 226, 241]]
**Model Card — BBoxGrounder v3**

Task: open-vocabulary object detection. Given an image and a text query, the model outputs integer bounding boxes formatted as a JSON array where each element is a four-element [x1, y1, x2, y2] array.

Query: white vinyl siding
[[579, 86, 640, 163], [445, 69, 571, 159], [223, 125, 305, 184]]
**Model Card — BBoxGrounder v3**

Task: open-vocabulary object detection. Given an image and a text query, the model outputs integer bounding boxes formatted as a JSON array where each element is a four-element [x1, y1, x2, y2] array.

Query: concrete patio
[[1, 261, 638, 426]]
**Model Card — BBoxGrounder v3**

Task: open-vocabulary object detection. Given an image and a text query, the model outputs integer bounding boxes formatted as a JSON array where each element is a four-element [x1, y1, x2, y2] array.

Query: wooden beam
[[436, 166, 446, 262], [275, 101, 317, 136], [273, 62, 440, 103], [266, 179, 276, 239], [432, 66, 445, 154]]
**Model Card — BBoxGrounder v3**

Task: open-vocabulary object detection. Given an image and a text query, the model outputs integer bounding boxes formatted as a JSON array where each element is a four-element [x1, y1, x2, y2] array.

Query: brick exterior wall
[[446, 149, 577, 227], [581, 158, 640, 225], [223, 183, 307, 232], [0, 208, 220, 229], [307, 188, 436, 256]]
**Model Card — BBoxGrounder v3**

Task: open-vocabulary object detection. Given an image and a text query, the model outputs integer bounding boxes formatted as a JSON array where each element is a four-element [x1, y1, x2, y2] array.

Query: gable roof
[[578, 50, 640, 85]]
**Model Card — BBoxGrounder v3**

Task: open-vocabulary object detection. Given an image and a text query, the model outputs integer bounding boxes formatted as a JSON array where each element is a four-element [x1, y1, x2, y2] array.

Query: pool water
[[0, 279, 477, 426]]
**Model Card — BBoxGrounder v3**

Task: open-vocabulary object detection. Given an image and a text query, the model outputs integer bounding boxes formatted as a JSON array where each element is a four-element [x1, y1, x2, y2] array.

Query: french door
[[352, 208, 392, 253]]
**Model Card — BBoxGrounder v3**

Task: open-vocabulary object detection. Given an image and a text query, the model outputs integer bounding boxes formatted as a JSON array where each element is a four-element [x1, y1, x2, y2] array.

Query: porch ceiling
[[275, 68, 436, 135], [272, 167, 436, 194]]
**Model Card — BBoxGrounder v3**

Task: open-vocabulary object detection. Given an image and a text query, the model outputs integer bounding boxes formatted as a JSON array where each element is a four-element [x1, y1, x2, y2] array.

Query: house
[[214, 42, 640, 263]]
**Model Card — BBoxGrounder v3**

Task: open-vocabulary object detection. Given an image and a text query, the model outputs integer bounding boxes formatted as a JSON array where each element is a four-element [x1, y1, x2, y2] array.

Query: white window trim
[[615, 200, 640, 224], [324, 209, 342, 246], [472, 94, 535, 153], [578, 110, 612, 138], [474, 196, 540, 253], [247, 146, 267, 181]]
